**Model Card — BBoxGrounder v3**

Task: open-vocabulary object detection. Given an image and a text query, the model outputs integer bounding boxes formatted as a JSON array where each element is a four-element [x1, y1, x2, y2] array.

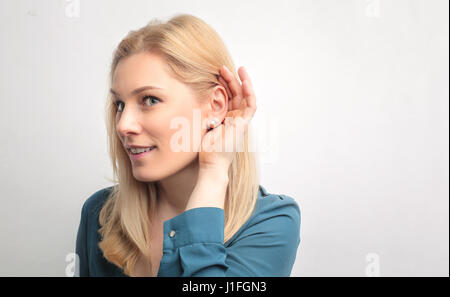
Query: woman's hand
[[198, 65, 257, 173]]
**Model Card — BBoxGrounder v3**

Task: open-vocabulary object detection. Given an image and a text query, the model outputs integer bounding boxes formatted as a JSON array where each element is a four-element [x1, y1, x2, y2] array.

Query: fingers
[[238, 67, 257, 122], [242, 80, 256, 113], [218, 65, 257, 128], [220, 65, 243, 110], [237, 66, 252, 90]]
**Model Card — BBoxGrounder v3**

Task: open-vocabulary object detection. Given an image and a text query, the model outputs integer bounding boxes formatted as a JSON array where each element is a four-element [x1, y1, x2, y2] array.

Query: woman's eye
[[114, 95, 160, 113], [114, 100, 124, 112], [142, 95, 161, 106]]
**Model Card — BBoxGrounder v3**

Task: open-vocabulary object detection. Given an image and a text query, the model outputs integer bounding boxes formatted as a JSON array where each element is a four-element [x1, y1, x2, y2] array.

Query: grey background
[[0, 0, 448, 276]]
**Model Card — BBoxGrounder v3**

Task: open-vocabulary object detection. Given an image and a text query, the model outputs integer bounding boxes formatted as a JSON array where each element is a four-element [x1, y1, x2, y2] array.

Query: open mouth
[[128, 146, 157, 159]]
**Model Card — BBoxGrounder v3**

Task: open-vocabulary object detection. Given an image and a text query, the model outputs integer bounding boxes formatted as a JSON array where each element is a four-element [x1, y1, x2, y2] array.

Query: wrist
[[198, 166, 229, 183], [184, 170, 229, 211]]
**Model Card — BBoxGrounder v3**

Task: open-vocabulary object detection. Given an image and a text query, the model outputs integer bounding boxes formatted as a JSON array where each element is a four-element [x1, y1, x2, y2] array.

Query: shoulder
[[226, 185, 301, 246], [80, 186, 114, 219], [250, 185, 301, 242], [253, 185, 301, 227]]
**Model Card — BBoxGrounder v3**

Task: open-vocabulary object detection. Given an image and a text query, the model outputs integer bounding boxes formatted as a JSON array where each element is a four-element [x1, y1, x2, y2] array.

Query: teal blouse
[[75, 185, 301, 277]]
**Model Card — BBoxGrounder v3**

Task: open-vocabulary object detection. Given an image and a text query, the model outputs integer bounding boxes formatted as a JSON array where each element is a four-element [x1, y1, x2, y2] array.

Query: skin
[[112, 50, 256, 221], [112, 51, 257, 276]]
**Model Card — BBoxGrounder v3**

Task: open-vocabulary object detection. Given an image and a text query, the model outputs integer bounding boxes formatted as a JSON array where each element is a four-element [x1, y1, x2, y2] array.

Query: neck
[[152, 159, 200, 220]]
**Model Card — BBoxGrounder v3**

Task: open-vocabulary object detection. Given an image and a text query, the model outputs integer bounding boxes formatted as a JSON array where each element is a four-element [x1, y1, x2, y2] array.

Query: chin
[[132, 175, 161, 183], [130, 153, 199, 182], [131, 168, 164, 183]]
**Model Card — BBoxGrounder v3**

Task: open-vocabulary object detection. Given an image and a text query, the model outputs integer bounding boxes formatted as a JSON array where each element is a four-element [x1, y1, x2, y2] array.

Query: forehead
[[111, 51, 173, 94]]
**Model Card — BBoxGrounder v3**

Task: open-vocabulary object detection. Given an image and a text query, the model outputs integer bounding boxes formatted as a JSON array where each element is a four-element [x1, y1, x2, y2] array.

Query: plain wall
[[0, 0, 448, 276]]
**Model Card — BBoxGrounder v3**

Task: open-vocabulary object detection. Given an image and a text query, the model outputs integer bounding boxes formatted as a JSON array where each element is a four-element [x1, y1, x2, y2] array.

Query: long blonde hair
[[98, 13, 260, 276]]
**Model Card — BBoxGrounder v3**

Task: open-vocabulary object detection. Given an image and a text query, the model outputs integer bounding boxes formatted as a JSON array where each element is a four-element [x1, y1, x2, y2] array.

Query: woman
[[75, 13, 301, 277]]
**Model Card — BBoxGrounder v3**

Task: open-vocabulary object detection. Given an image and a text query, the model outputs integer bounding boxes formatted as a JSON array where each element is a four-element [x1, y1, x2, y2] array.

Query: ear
[[205, 85, 228, 121]]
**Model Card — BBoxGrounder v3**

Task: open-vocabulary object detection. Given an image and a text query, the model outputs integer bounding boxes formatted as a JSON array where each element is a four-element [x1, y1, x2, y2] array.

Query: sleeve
[[75, 202, 90, 277], [159, 198, 301, 277]]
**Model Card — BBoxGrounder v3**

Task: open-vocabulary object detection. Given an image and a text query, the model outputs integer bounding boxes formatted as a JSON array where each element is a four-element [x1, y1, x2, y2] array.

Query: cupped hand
[[198, 65, 257, 172]]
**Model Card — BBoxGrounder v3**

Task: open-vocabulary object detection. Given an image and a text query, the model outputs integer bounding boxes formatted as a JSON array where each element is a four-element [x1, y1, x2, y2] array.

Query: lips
[[128, 145, 157, 154], [128, 146, 157, 160]]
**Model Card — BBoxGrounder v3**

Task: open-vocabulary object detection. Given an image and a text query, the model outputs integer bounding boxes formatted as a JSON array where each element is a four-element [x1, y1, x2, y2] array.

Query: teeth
[[130, 146, 155, 154]]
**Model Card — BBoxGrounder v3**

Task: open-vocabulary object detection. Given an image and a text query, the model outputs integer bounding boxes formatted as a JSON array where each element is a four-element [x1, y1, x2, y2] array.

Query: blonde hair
[[98, 13, 260, 276]]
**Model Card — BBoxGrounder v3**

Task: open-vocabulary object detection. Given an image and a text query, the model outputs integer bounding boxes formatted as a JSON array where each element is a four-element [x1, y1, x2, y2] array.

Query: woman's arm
[[159, 187, 301, 277], [158, 170, 301, 277], [157, 66, 301, 276], [184, 168, 229, 211]]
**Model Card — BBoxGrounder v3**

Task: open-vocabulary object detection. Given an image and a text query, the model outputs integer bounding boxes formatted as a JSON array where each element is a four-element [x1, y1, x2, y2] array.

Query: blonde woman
[[75, 13, 301, 277]]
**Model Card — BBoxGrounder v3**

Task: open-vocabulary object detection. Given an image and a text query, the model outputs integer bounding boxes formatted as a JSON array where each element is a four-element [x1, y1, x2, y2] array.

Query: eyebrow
[[109, 85, 164, 98]]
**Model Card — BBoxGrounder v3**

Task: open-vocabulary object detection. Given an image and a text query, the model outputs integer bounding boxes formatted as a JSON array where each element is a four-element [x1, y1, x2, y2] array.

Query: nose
[[116, 107, 142, 137]]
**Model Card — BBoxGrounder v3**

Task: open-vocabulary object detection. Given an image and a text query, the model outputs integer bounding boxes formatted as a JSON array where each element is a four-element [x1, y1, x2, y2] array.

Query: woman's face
[[111, 51, 208, 182]]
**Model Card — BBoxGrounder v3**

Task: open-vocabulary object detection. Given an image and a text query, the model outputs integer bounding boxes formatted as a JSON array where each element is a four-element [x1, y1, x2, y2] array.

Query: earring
[[208, 118, 219, 129]]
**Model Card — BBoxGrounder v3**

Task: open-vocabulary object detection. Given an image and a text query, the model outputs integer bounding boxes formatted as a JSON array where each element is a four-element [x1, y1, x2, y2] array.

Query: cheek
[[149, 104, 206, 153], [166, 110, 203, 150], [141, 113, 171, 145]]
